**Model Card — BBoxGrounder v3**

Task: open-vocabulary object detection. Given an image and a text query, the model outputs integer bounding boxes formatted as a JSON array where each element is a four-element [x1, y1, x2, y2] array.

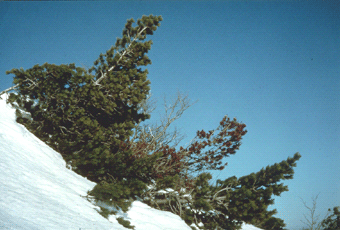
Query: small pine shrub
[[117, 217, 135, 229], [88, 179, 147, 212], [97, 206, 116, 219]]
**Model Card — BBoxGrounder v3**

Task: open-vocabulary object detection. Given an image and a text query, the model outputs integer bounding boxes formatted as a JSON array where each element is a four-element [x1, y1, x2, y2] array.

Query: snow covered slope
[[0, 94, 261, 230]]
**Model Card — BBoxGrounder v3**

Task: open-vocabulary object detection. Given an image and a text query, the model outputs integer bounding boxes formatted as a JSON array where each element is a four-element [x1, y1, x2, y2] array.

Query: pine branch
[[93, 26, 148, 86], [1, 75, 41, 97], [0, 83, 19, 96]]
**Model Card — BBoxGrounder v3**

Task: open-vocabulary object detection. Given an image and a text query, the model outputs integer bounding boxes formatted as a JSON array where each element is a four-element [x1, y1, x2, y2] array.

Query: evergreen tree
[[144, 152, 300, 229], [321, 206, 340, 230], [4, 15, 302, 229], [6, 15, 163, 206]]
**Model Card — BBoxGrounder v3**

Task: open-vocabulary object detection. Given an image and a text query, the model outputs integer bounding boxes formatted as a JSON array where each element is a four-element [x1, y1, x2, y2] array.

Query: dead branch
[[300, 194, 323, 230], [130, 92, 195, 155], [0, 84, 20, 96]]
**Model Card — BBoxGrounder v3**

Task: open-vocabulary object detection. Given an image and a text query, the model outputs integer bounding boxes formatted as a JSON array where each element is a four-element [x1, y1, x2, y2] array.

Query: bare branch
[[300, 194, 323, 230], [213, 186, 231, 201], [130, 92, 195, 157], [0, 76, 40, 99], [0, 84, 19, 97]]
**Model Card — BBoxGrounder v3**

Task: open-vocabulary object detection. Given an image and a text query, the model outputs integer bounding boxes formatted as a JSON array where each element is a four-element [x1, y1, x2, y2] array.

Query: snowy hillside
[[0, 94, 261, 230]]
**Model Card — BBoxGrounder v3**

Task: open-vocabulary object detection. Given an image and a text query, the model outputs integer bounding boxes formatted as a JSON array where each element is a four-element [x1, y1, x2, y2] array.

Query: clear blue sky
[[1, 1, 339, 229]]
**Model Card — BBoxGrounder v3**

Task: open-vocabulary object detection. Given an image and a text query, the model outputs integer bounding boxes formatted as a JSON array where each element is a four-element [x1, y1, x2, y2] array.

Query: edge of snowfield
[[0, 94, 261, 230]]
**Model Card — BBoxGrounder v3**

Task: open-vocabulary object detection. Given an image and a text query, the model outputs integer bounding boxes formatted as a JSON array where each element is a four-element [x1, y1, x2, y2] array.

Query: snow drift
[[0, 94, 261, 230]]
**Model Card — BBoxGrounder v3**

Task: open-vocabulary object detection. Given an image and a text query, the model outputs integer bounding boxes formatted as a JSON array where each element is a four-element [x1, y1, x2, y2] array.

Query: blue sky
[[1, 1, 339, 229]]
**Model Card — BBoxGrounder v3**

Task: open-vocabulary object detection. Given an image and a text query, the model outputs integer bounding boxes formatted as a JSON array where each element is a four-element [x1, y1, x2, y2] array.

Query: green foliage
[[5, 14, 302, 230], [88, 177, 147, 212], [259, 216, 287, 230], [6, 15, 162, 209], [155, 174, 181, 190], [221, 153, 300, 229], [97, 206, 116, 219], [321, 206, 340, 230], [192, 173, 213, 212], [6, 15, 162, 184], [154, 153, 300, 229], [116, 217, 135, 229]]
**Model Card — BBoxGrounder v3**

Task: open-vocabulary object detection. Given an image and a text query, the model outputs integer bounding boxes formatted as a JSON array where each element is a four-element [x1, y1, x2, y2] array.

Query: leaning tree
[[3, 15, 301, 229]]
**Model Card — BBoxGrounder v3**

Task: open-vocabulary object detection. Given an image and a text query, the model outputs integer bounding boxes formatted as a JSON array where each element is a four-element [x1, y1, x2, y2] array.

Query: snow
[[123, 201, 189, 230], [0, 94, 261, 230]]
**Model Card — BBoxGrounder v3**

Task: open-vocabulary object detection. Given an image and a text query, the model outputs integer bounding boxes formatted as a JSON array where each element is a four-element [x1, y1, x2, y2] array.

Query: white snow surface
[[0, 94, 261, 230]]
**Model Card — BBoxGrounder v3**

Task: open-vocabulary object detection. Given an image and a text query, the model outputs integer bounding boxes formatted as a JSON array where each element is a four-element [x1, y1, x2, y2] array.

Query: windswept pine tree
[[3, 15, 301, 229], [5, 15, 162, 182]]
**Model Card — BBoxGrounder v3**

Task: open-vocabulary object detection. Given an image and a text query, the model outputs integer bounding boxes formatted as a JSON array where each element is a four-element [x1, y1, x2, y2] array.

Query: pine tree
[[4, 15, 302, 229], [321, 206, 340, 230], [6, 15, 163, 206], [145, 152, 300, 229]]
